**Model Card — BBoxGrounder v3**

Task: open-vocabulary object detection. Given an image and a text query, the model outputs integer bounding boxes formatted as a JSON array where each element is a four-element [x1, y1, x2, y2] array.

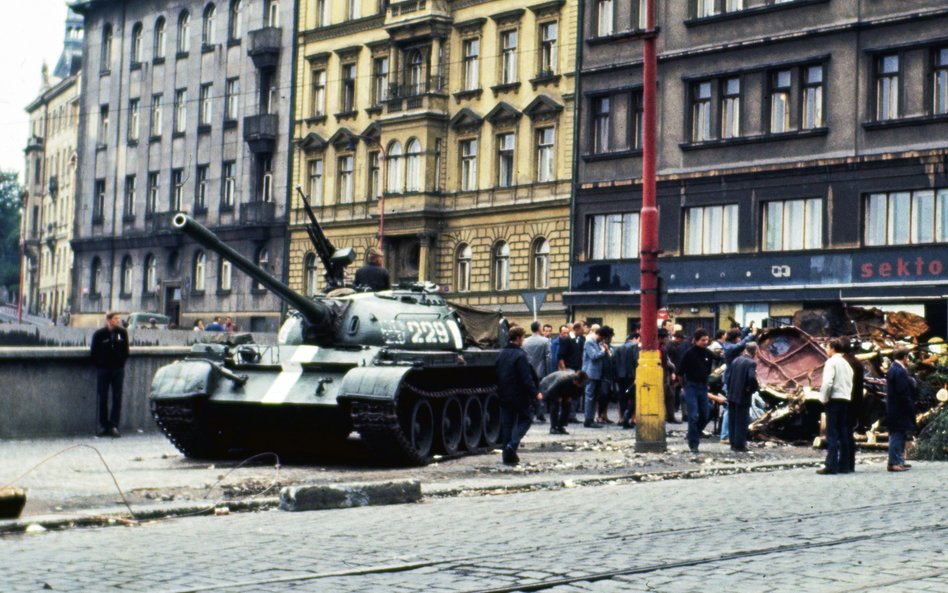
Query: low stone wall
[[0, 347, 190, 439], [0, 325, 277, 347]]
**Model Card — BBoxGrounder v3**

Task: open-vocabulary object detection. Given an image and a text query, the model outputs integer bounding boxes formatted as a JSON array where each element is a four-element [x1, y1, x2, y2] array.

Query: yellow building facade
[[22, 71, 80, 323], [289, 0, 576, 326]]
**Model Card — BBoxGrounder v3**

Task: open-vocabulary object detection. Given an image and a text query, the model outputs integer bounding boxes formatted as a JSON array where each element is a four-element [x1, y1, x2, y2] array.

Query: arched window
[[456, 243, 472, 293], [254, 247, 269, 290], [130, 23, 143, 62], [220, 259, 232, 291], [120, 256, 133, 296], [144, 253, 158, 293], [267, 0, 279, 27], [91, 257, 102, 296], [177, 11, 191, 53], [154, 17, 167, 58], [193, 251, 206, 291], [386, 141, 403, 193], [492, 241, 510, 291], [407, 50, 423, 95], [405, 139, 422, 192], [304, 252, 319, 296], [202, 4, 216, 46], [229, 0, 242, 40], [532, 237, 550, 289], [100, 24, 112, 71]]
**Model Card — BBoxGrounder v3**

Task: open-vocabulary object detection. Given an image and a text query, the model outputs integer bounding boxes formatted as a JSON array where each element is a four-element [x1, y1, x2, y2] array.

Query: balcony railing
[[248, 27, 282, 69], [386, 77, 447, 113], [239, 200, 276, 225], [25, 135, 44, 153], [243, 114, 279, 153], [386, 0, 449, 24]]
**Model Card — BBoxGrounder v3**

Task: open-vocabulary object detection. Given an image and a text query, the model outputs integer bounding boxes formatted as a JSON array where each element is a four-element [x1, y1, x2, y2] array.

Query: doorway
[[164, 285, 181, 328]]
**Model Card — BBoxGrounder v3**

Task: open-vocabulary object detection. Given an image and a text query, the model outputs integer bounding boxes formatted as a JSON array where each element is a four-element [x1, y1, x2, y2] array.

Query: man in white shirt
[[817, 338, 854, 475]]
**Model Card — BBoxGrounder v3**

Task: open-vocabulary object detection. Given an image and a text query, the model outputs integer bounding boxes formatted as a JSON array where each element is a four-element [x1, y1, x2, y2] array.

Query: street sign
[[520, 291, 547, 320]]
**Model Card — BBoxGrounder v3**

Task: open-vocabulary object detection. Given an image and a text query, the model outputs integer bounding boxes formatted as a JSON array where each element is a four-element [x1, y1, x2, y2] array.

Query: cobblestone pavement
[[2, 460, 944, 593]]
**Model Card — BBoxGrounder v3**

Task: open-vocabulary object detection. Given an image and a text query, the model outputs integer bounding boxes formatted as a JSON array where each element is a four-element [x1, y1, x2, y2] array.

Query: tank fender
[[337, 366, 414, 401], [150, 360, 218, 401]]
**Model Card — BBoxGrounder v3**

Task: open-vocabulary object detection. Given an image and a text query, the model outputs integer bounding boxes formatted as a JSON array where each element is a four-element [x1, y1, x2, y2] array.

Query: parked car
[[123, 312, 170, 330]]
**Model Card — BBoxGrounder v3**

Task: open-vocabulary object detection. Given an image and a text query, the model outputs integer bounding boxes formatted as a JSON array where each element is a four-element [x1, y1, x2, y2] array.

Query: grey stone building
[[71, 0, 294, 331], [568, 0, 948, 337]]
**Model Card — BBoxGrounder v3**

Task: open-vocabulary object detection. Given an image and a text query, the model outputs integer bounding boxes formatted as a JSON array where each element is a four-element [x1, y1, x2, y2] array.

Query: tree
[[0, 172, 22, 299]]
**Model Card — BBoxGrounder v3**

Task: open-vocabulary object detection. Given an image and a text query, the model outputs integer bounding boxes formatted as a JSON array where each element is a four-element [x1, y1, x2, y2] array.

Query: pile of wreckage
[[746, 306, 948, 450]]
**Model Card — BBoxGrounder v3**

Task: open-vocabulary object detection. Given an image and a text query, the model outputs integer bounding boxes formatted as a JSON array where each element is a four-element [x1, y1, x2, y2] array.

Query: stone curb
[[279, 480, 422, 512]]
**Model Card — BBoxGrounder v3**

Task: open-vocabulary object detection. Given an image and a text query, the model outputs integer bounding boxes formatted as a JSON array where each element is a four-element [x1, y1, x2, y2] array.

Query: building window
[[696, 0, 716, 18], [405, 139, 422, 191], [150, 94, 163, 136], [337, 155, 354, 203], [593, 96, 611, 153], [463, 39, 480, 91], [229, 0, 242, 40], [597, 0, 614, 37], [304, 252, 319, 296], [497, 133, 515, 188], [254, 247, 269, 290], [691, 81, 712, 142], [311, 69, 326, 116], [727, 0, 745, 11], [456, 243, 472, 293], [631, 90, 644, 149], [131, 23, 143, 62], [219, 259, 232, 292], [120, 256, 133, 296], [93, 179, 105, 222], [171, 169, 184, 211], [460, 139, 477, 191], [368, 152, 381, 200], [536, 127, 555, 183], [875, 54, 899, 121], [587, 213, 640, 260], [492, 241, 510, 291], [124, 175, 136, 218], [770, 70, 792, 133], [203, 4, 216, 45], [98, 105, 109, 144], [721, 77, 740, 139], [372, 57, 389, 105], [539, 22, 557, 75], [267, 0, 279, 27], [934, 48, 948, 115], [90, 257, 102, 296], [200, 84, 213, 125], [128, 99, 140, 141], [100, 24, 112, 72], [225, 78, 239, 120], [407, 50, 424, 95], [434, 139, 443, 192], [341, 63, 356, 113], [347, 0, 360, 20], [196, 165, 209, 210], [501, 30, 518, 84], [193, 251, 206, 292], [177, 11, 191, 53], [222, 161, 236, 207], [147, 172, 159, 214], [315, 0, 328, 27], [154, 17, 167, 58], [802, 65, 824, 129], [174, 89, 187, 133], [764, 198, 822, 251], [684, 204, 739, 255], [260, 158, 273, 202], [865, 190, 948, 246], [307, 158, 324, 205], [387, 141, 403, 192], [144, 254, 158, 293], [532, 238, 550, 289]]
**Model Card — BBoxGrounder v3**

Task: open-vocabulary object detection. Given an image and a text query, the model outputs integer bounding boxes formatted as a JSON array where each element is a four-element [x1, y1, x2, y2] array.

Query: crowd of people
[[192, 316, 239, 332]]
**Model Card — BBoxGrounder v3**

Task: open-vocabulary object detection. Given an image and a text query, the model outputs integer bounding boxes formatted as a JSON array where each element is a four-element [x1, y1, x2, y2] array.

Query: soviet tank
[[149, 206, 504, 465]]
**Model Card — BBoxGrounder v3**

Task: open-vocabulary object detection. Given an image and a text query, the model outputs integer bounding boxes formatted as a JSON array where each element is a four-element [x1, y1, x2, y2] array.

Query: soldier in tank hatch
[[355, 247, 391, 291]]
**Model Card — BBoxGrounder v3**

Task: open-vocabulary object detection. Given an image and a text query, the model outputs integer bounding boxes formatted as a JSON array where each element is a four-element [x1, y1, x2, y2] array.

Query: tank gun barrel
[[172, 214, 330, 324]]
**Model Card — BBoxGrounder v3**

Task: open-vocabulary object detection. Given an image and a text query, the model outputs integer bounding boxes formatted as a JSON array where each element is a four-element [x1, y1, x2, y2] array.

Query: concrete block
[[279, 480, 422, 512]]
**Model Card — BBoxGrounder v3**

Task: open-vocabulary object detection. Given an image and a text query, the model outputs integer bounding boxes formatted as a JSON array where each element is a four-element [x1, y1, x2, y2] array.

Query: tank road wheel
[[437, 396, 464, 455], [461, 396, 484, 451], [482, 393, 502, 448], [407, 399, 435, 460]]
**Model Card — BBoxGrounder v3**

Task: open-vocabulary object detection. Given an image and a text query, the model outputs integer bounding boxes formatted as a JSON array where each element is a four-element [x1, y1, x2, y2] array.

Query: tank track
[[151, 399, 230, 459], [351, 383, 497, 466]]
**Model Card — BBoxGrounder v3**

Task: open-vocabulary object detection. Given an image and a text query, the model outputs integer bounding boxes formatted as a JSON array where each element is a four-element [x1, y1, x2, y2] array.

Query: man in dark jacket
[[354, 248, 391, 291], [885, 349, 915, 472], [539, 370, 588, 434], [726, 342, 759, 452], [842, 341, 865, 473], [90, 312, 130, 437], [678, 329, 713, 453], [613, 333, 640, 428], [495, 326, 540, 464]]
